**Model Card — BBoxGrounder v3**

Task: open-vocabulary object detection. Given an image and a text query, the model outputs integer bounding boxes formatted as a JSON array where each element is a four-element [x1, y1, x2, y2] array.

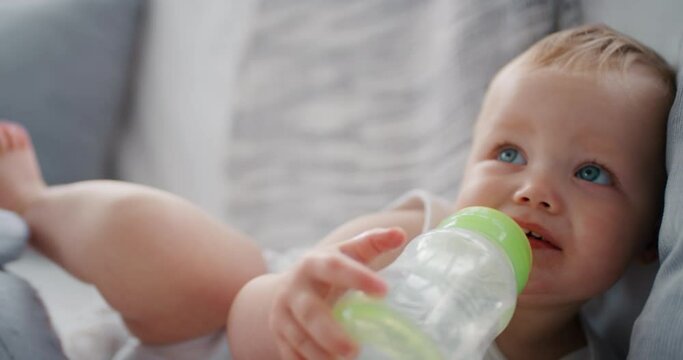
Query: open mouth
[[520, 227, 561, 251]]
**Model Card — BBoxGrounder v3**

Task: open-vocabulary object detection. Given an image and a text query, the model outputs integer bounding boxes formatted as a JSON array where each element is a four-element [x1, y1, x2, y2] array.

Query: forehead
[[477, 66, 667, 144]]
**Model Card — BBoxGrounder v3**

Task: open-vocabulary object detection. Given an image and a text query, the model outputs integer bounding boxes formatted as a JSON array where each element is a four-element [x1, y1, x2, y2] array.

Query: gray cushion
[[0, 210, 27, 266], [0, 210, 66, 359], [0, 0, 143, 185], [0, 272, 66, 360], [629, 57, 683, 357]]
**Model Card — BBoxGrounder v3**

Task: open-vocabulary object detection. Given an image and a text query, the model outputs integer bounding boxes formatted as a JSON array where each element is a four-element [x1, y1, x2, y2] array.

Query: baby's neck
[[495, 303, 586, 360]]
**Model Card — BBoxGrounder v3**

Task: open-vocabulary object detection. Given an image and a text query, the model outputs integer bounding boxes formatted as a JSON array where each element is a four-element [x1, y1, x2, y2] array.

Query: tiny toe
[[0, 124, 10, 152], [6, 125, 18, 149], [8, 123, 29, 149], [0, 121, 29, 150]]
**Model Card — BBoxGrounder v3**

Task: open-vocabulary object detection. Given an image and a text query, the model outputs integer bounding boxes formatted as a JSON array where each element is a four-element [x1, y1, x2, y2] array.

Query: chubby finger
[[276, 337, 304, 360], [289, 291, 357, 357], [340, 227, 407, 264], [300, 253, 387, 296], [278, 311, 336, 360]]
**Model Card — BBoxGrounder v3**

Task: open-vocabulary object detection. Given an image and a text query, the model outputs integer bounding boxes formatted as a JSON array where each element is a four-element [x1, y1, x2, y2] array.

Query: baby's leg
[[0, 121, 267, 344]]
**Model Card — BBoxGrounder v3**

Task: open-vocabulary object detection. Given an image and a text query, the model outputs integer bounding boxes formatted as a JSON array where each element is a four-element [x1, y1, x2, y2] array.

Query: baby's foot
[[0, 121, 46, 214]]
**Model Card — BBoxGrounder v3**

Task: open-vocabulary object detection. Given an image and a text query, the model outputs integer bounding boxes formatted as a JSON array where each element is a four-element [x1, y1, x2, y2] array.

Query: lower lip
[[528, 237, 561, 250]]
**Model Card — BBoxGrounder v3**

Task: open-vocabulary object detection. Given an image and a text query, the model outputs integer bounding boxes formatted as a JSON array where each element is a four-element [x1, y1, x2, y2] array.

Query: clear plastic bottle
[[334, 206, 532, 360]]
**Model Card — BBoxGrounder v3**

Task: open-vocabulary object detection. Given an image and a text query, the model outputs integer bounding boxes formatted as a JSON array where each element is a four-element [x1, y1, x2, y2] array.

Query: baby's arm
[[227, 209, 426, 359]]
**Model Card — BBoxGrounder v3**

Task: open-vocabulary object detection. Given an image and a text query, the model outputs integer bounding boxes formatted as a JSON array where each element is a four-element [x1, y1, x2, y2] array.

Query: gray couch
[[0, 0, 681, 359]]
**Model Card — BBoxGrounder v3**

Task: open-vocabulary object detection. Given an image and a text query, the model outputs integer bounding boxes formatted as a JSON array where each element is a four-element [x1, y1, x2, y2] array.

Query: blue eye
[[575, 164, 612, 185], [497, 147, 526, 165]]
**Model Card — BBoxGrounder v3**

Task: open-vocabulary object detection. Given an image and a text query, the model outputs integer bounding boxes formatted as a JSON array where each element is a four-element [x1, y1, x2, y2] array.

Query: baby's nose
[[512, 179, 562, 213]]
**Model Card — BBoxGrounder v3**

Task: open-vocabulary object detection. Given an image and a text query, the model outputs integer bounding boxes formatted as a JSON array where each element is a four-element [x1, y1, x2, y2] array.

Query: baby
[[0, 24, 676, 359]]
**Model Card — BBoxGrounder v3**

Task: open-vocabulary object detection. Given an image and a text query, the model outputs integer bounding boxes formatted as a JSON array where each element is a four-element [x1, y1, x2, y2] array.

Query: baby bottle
[[333, 206, 531, 360]]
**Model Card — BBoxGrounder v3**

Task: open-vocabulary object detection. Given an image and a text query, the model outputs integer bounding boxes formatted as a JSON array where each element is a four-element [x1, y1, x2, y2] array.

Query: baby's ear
[[638, 241, 658, 265]]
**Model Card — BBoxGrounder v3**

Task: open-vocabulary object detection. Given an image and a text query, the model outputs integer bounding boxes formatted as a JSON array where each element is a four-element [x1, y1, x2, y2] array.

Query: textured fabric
[[0, 272, 67, 360], [224, 0, 581, 251], [486, 317, 619, 359], [0, 0, 143, 185], [113, 331, 230, 360], [486, 342, 591, 360], [581, 258, 658, 357], [0, 210, 66, 359], [0, 210, 27, 266], [628, 53, 683, 359]]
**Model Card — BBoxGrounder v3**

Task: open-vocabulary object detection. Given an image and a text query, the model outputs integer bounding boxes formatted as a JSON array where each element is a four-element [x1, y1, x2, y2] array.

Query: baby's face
[[454, 65, 669, 307]]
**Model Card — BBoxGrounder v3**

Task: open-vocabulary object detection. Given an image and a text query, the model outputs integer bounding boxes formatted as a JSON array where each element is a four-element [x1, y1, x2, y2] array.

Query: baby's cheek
[[579, 216, 634, 274], [454, 171, 503, 208], [453, 184, 492, 209]]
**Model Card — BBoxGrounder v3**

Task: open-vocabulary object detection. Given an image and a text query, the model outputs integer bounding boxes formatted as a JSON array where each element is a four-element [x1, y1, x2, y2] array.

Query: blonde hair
[[514, 24, 676, 99]]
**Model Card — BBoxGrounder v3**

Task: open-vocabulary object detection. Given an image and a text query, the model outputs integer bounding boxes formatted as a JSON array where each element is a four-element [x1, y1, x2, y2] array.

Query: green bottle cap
[[437, 206, 532, 294]]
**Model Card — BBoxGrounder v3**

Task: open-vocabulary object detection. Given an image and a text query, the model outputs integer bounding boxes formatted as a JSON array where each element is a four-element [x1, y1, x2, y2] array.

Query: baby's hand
[[269, 228, 407, 360]]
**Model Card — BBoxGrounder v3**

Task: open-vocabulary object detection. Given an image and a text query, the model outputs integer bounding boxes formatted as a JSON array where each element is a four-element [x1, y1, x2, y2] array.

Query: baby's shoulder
[[383, 189, 454, 232]]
